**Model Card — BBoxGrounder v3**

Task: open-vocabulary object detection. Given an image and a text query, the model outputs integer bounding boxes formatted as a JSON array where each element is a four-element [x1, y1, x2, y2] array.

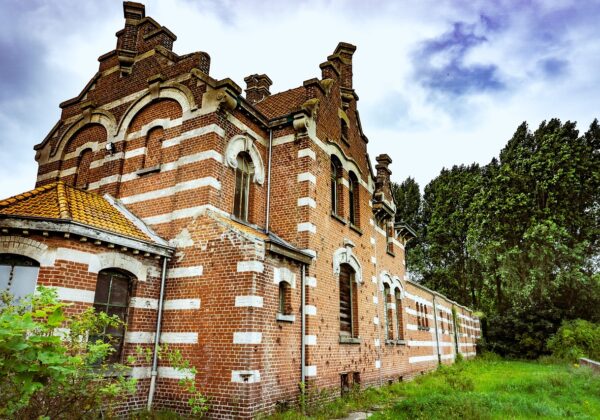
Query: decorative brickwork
[[0, 2, 480, 418]]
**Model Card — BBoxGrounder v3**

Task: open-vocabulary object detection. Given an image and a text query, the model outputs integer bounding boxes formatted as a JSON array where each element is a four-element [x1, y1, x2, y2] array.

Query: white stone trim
[[233, 332, 262, 344], [160, 332, 198, 344], [370, 237, 376, 245], [409, 354, 439, 364], [224, 135, 266, 185], [374, 338, 381, 347], [164, 298, 200, 310], [130, 297, 159, 310], [235, 295, 263, 307], [130, 366, 151, 379], [231, 370, 261, 383], [142, 204, 229, 225], [297, 172, 316, 184], [305, 276, 317, 288], [405, 292, 433, 307], [372, 276, 377, 283], [305, 305, 317, 316], [298, 148, 316, 160], [371, 256, 377, 264], [162, 124, 225, 148], [297, 197, 317, 208], [373, 295, 379, 304], [407, 324, 418, 331], [159, 367, 195, 380], [375, 360, 381, 369], [274, 267, 296, 288], [168, 266, 203, 278], [237, 261, 264, 273], [55, 287, 95, 303], [125, 331, 155, 344], [373, 316, 380, 325], [332, 246, 363, 283], [305, 335, 317, 346], [302, 249, 317, 258], [120, 177, 221, 205], [305, 365, 317, 377], [90, 252, 149, 282], [297, 222, 317, 233]]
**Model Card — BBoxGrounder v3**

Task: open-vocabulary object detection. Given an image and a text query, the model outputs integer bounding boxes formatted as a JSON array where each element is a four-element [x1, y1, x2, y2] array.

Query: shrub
[[546, 319, 600, 362]]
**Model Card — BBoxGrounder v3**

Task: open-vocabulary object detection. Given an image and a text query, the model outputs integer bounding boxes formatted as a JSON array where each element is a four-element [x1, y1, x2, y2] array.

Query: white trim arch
[[225, 135, 265, 185], [333, 246, 362, 283], [0, 236, 49, 265], [88, 252, 148, 282], [51, 115, 114, 162]]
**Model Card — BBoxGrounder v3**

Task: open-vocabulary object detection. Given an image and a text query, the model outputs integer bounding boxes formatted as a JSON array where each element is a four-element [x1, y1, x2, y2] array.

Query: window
[[395, 288, 404, 340], [0, 254, 39, 302], [339, 264, 357, 337], [417, 303, 429, 331], [424, 305, 429, 328], [331, 156, 342, 217], [383, 284, 394, 340], [348, 172, 359, 226], [75, 148, 93, 189], [144, 126, 164, 168], [92, 269, 132, 363], [233, 152, 254, 222], [278, 281, 291, 315], [386, 222, 394, 254]]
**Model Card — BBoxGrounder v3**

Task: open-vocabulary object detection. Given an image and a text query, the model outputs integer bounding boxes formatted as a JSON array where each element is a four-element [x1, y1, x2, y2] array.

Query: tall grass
[[267, 358, 600, 420]]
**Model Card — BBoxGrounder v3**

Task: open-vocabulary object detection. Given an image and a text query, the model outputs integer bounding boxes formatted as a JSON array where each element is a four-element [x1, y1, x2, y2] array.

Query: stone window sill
[[418, 326, 431, 332], [276, 313, 295, 323], [136, 165, 160, 176], [386, 250, 395, 257], [396, 339, 407, 346], [349, 223, 363, 235], [339, 335, 361, 344], [385, 339, 396, 345], [331, 212, 347, 225]]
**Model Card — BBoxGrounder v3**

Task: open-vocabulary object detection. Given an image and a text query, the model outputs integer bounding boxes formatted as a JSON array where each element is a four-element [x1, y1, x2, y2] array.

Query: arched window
[[395, 288, 404, 340], [348, 172, 359, 226], [331, 156, 342, 217], [233, 152, 254, 222], [339, 263, 358, 338], [92, 269, 132, 363], [144, 126, 164, 169], [383, 283, 394, 340], [75, 148, 93, 189], [278, 281, 292, 315], [0, 254, 39, 301]]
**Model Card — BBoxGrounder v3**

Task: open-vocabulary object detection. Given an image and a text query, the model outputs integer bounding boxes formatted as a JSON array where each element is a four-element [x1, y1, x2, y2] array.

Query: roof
[[254, 86, 306, 120], [0, 182, 152, 242]]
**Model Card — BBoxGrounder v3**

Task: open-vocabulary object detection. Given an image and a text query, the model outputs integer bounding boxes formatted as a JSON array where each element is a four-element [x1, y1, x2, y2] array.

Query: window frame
[[233, 152, 254, 222], [339, 263, 358, 339], [75, 148, 93, 189], [0, 254, 39, 302]]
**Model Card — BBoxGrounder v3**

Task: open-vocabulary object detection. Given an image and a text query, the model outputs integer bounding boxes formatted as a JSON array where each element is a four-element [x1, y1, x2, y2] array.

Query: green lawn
[[266, 358, 600, 419]]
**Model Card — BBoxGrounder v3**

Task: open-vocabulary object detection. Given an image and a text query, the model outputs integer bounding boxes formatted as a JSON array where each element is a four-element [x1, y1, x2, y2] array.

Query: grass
[[266, 356, 600, 420]]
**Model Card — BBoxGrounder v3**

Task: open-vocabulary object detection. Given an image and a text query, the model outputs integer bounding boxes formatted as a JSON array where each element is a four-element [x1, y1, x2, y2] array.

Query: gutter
[[432, 295, 441, 365], [300, 264, 306, 394], [147, 256, 169, 410], [265, 129, 273, 233]]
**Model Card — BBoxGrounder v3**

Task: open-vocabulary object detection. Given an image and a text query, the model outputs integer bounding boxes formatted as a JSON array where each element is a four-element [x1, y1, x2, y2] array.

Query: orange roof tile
[[0, 182, 151, 242], [254, 86, 306, 119]]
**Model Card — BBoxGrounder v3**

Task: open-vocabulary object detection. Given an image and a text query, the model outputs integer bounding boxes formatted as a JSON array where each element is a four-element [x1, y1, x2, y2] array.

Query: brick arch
[[50, 110, 116, 161], [0, 236, 50, 265], [125, 98, 183, 135], [87, 252, 148, 282], [115, 85, 192, 138]]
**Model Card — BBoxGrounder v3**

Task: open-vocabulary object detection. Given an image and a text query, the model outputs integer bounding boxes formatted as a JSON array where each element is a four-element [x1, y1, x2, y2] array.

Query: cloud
[[412, 21, 505, 97], [539, 58, 569, 78]]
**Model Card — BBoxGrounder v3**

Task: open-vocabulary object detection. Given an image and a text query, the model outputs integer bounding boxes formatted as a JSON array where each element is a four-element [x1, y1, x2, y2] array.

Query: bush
[[546, 319, 600, 362]]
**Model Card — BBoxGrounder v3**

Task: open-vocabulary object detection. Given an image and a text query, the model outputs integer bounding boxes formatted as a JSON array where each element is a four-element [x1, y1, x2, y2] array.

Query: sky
[[1, 0, 599, 198]]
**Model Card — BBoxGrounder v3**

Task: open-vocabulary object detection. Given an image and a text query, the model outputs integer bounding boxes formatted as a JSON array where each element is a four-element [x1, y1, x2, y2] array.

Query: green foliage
[[547, 319, 600, 362], [398, 118, 600, 358], [266, 360, 600, 419], [0, 287, 136, 418]]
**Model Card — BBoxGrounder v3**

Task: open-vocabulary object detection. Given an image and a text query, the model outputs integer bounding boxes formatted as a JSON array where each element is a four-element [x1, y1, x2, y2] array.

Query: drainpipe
[[265, 129, 273, 233], [147, 256, 168, 410], [300, 264, 306, 389], [432, 295, 441, 366]]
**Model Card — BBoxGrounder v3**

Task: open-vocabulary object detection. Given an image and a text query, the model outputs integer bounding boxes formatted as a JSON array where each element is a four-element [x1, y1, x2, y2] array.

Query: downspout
[[300, 264, 306, 390], [265, 129, 273, 233], [432, 295, 441, 366], [147, 256, 168, 410]]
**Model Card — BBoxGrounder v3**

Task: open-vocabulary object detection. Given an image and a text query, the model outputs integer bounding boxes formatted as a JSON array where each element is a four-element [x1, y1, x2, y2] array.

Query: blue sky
[[1, 0, 599, 198]]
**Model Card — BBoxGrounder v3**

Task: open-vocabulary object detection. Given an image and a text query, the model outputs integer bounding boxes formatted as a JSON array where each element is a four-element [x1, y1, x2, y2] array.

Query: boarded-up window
[[75, 149, 93, 189], [278, 281, 291, 315], [349, 172, 359, 226], [0, 254, 39, 302], [383, 284, 394, 340], [331, 156, 342, 216], [233, 152, 253, 221], [92, 269, 132, 363], [395, 289, 404, 340], [144, 126, 164, 168], [339, 264, 356, 337]]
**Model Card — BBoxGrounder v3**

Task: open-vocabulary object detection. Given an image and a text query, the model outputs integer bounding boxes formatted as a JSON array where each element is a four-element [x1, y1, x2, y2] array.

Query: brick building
[[0, 2, 480, 418]]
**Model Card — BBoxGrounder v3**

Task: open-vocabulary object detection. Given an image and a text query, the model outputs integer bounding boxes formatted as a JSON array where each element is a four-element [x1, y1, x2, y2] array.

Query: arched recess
[[224, 135, 265, 185], [87, 252, 148, 282], [50, 110, 117, 161], [115, 85, 195, 139], [333, 246, 362, 283], [0, 236, 49, 265]]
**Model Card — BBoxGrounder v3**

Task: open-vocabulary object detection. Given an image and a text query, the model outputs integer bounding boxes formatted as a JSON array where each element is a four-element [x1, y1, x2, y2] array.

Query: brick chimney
[[327, 42, 356, 90], [115, 2, 146, 75], [375, 154, 392, 190], [244, 74, 272, 104]]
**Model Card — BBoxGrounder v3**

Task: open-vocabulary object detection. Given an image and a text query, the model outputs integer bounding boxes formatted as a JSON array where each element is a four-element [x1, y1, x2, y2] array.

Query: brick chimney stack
[[328, 42, 357, 90], [244, 74, 272, 104], [375, 154, 392, 189]]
